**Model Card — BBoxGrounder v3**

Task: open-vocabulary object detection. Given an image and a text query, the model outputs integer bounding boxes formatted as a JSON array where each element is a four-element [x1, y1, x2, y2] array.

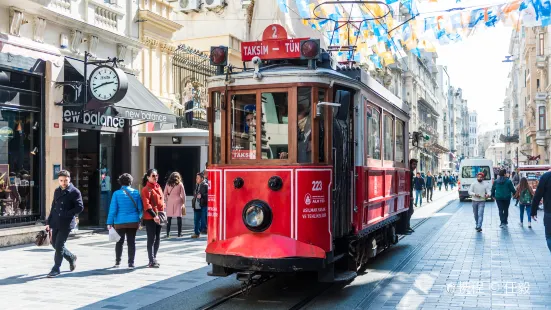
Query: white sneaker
[[519, 222, 523, 226]]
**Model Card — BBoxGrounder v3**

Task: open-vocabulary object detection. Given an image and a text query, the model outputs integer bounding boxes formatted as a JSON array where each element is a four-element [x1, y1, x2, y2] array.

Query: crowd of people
[[412, 170, 458, 207], [44, 168, 209, 277]]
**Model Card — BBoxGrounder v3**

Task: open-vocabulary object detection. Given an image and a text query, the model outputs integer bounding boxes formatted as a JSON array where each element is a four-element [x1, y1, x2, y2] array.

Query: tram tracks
[[197, 197, 457, 310]]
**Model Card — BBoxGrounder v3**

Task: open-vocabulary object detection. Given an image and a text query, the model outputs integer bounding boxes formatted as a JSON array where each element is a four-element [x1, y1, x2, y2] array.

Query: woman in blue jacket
[[106, 173, 143, 268]]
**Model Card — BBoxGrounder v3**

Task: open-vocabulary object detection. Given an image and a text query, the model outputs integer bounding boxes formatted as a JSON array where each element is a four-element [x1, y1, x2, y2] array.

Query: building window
[[539, 106, 546, 131], [538, 33, 545, 56]]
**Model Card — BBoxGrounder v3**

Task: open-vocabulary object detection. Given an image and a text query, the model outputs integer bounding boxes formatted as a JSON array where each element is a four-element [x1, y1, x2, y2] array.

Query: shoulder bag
[[148, 187, 167, 226], [121, 188, 143, 229]]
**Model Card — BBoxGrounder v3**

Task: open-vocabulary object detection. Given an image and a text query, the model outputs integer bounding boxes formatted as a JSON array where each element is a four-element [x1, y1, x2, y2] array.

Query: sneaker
[[128, 264, 135, 269], [519, 222, 523, 226], [528, 224, 532, 228], [47, 270, 60, 278], [114, 262, 120, 268], [499, 224, 504, 228], [191, 234, 199, 239], [201, 230, 207, 234], [477, 228, 482, 232], [148, 262, 160, 268], [70, 255, 77, 272], [177, 233, 182, 237]]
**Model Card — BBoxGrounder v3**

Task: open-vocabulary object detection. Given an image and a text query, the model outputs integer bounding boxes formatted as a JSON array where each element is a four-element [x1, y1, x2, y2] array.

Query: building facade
[[467, 110, 478, 157]]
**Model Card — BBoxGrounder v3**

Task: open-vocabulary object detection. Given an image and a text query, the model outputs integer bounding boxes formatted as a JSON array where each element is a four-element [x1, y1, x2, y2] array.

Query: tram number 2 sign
[[311, 180, 323, 191]]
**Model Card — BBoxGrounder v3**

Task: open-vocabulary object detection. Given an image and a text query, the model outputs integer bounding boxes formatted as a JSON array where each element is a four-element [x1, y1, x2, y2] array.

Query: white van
[[458, 158, 494, 202]]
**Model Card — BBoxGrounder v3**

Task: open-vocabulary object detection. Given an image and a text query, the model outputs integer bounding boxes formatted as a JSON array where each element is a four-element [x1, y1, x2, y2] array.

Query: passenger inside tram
[[279, 90, 311, 162]]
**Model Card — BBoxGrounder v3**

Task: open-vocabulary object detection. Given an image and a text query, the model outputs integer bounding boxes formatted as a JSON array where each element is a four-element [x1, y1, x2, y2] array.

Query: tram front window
[[231, 94, 257, 160], [261, 92, 289, 159]]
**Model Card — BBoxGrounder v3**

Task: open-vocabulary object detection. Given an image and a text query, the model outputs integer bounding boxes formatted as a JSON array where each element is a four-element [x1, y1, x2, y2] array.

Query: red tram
[[204, 26, 412, 282]]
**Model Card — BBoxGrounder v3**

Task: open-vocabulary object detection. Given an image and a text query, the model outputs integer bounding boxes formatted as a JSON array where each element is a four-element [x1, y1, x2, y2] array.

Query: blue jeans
[[193, 210, 202, 235], [519, 204, 532, 223], [544, 213, 551, 253], [415, 189, 423, 206], [472, 201, 485, 229], [201, 206, 208, 233]]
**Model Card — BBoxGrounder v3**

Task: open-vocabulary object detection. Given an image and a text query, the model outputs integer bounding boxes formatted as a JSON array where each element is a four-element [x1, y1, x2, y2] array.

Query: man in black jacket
[[192, 173, 208, 238], [406, 159, 418, 234], [45, 170, 84, 277], [531, 170, 551, 252]]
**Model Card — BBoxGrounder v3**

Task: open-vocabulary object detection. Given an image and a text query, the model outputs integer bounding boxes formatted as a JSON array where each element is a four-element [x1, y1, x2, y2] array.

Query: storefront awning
[[65, 57, 176, 124]]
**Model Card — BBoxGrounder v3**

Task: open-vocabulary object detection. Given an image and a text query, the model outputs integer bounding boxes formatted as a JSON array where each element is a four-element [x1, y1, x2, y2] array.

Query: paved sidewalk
[[366, 199, 551, 310], [0, 226, 212, 310]]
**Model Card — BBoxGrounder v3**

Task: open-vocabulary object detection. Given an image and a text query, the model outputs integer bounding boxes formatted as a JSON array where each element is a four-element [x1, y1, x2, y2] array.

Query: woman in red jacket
[[141, 169, 165, 268]]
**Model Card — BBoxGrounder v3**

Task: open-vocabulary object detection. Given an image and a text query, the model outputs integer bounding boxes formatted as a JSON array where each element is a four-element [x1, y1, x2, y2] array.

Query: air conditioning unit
[[204, 0, 225, 9], [179, 0, 200, 12], [241, 0, 252, 9]]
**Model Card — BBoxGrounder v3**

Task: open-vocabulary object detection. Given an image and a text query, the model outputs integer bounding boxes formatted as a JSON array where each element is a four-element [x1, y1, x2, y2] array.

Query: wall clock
[[88, 65, 128, 103]]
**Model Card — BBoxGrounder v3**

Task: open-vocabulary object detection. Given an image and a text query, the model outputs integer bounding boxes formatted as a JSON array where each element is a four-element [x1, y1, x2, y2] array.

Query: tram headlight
[[242, 200, 273, 232]]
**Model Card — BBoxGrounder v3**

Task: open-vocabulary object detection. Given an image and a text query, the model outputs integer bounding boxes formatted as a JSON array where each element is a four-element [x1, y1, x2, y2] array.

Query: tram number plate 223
[[312, 181, 323, 191]]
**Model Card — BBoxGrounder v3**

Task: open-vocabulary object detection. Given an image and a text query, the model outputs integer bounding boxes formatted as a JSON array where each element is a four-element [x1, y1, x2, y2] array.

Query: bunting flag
[[279, 0, 551, 67]]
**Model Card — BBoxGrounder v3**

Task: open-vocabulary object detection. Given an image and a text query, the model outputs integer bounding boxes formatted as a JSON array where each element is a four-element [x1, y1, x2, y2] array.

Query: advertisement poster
[[0, 164, 9, 191]]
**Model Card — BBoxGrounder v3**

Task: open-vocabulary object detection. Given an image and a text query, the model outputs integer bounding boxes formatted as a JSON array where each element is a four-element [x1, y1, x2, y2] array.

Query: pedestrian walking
[[405, 159, 418, 234], [437, 173, 443, 191], [531, 170, 551, 252], [491, 169, 516, 228], [141, 169, 165, 268], [192, 173, 208, 238], [425, 171, 434, 202], [449, 174, 456, 190], [45, 170, 83, 278], [413, 172, 425, 207], [512, 171, 520, 206], [443, 173, 450, 191], [514, 177, 533, 228], [468, 172, 490, 232], [164, 172, 186, 238], [106, 173, 142, 269]]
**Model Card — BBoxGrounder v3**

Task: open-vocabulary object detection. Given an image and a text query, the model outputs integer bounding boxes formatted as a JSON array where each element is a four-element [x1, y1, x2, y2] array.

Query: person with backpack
[[106, 173, 142, 269], [468, 172, 491, 232], [491, 169, 517, 228], [164, 172, 186, 238], [443, 173, 450, 191], [141, 169, 166, 268], [436, 173, 443, 191], [192, 173, 208, 238], [514, 177, 534, 228]]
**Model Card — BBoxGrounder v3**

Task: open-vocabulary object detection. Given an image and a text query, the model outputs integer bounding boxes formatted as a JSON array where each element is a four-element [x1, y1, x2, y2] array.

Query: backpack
[[520, 189, 532, 204]]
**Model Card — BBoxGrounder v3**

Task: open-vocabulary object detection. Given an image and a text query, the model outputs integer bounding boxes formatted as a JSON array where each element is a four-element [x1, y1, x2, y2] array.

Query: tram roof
[[207, 65, 408, 116]]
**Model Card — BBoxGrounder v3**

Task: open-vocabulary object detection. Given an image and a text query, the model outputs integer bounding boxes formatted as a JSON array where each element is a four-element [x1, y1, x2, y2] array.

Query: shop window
[[212, 92, 222, 164], [396, 120, 405, 163], [297, 87, 312, 163], [383, 114, 394, 161], [367, 108, 381, 160], [230, 94, 257, 160], [0, 109, 41, 218], [0, 70, 41, 108], [261, 92, 288, 159]]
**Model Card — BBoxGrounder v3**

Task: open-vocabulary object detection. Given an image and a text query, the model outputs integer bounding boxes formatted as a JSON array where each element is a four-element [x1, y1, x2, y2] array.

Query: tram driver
[[279, 103, 311, 162]]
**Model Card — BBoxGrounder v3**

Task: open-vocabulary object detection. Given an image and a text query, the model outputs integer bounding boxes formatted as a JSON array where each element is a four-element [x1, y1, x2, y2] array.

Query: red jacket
[[141, 182, 165, 220]]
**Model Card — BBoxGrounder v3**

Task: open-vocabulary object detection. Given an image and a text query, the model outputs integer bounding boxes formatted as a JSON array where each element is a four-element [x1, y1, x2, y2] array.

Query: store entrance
[[62, 128, 122, 226], [155, 146, 200, 196]]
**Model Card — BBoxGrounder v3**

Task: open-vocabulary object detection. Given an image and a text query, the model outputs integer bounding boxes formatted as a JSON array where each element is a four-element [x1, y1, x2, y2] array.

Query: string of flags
[[277, 0, 551, 68]]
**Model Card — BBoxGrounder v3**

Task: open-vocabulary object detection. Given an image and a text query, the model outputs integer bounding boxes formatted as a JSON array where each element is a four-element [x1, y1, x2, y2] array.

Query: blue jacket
[[107, 186, 143, 225], [425, 176, 434, 187], [47, 183, 84, 230], [413, 177, 425, 190]]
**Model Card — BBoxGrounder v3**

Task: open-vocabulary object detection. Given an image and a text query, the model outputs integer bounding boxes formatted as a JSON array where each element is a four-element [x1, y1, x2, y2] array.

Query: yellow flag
[[382, 52, 395, 65]]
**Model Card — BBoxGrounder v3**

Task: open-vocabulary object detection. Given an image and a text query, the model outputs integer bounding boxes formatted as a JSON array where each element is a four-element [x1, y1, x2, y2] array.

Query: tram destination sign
[[241, 38, 308, 62]]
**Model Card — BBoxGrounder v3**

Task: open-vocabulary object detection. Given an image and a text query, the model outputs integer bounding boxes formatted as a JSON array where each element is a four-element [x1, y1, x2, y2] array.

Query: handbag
[[35, 229, 51, 247], [148, 187, 167, 226], [121, 187, 143, 230]]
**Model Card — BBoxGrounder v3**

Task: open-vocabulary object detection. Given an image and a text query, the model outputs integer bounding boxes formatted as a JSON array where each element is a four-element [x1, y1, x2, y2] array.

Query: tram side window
[[212, 92, 222, 164], [383, 114, 394, 161], [367, 108, 381, 160], [230, 94, 257, 160], [396, 120, 405, 163], [318, 88, 326, 163], [296, 87, 313, 163], [261, 92, 289, 159]]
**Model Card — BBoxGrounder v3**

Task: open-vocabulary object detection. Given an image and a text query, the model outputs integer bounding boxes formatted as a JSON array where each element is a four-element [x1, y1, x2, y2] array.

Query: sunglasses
[[151, 174, 159, 178]]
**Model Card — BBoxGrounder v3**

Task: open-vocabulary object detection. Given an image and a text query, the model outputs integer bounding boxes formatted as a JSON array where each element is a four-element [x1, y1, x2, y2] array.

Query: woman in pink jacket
[[164, 172, 186, 238]]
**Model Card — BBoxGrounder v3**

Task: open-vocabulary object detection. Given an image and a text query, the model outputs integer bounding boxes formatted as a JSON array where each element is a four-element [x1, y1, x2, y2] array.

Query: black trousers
[[115, 228, 137, 264], [426, 187, 433, 201], [167, 217, 182, 236], [496, 199, 510, 225], [145, 220, 161, 263], [407, 192, 414, 229], [51, 228, 74, 272]]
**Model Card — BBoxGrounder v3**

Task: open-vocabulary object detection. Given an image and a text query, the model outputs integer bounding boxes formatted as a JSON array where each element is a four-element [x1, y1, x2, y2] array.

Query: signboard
[[231, 150, 256, 160], [63, 108, 125, 128], [241, 38, 308, 62], [53, 164, 61, 180], [262, 24, 288, 40]]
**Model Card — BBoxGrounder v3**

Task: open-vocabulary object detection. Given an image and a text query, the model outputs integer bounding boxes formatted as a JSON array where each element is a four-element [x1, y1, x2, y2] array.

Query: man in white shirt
[[468, 172, 491, 232]]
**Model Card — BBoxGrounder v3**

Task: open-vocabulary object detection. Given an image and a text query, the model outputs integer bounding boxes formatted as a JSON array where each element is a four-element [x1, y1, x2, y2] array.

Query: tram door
[[332, 88, 354, 238]]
